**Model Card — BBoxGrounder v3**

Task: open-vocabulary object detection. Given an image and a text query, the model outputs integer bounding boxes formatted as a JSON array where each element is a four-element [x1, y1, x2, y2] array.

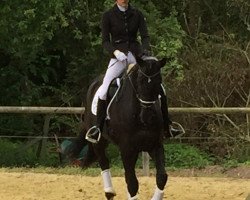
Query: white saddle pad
[[91, 78, 122, 117], [91, 88, 100, 115]]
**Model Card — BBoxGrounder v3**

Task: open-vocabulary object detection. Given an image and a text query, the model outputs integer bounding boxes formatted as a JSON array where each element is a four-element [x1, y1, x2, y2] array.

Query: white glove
[[113, 50, 127, 61]]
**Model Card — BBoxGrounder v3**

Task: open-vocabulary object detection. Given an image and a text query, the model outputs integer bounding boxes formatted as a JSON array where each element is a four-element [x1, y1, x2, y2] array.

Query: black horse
[[69, 57, 168, 200]]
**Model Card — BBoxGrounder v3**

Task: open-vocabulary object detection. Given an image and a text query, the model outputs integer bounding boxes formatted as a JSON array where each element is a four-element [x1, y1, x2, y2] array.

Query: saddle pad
[[91, 78, 121, 116], [91, 89, 100, 115]]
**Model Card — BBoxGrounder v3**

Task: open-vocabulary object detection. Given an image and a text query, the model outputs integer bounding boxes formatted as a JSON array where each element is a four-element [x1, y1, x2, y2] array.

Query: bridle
[[138, 68, 160, 83], [128, 57, 161, 108]]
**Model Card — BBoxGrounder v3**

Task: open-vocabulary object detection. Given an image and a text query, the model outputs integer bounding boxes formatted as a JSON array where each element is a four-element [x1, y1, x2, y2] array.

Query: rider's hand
[[114, 50, 127, 61]]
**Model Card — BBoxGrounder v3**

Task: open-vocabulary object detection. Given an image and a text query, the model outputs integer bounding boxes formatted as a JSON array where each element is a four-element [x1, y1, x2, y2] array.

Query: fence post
[[36, 115, 51, 160], [247, 106, 250, 139], [142, 152, 150, 176]]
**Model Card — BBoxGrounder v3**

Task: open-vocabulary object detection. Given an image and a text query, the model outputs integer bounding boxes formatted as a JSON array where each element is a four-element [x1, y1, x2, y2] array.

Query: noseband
[[128, 56, 161, 108]]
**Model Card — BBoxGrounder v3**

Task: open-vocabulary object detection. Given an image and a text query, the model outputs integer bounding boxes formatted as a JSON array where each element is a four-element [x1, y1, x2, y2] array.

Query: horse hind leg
[[94, 142, 116, 199], [102, 169, 116, 199]]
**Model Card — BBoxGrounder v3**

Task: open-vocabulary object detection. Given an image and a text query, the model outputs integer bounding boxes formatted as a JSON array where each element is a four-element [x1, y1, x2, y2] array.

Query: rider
[[86, 0, 181, 143]]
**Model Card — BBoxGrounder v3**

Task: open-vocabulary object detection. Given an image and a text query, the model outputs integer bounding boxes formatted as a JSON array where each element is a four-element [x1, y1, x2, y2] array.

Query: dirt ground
[[0, 169, 249, 200]]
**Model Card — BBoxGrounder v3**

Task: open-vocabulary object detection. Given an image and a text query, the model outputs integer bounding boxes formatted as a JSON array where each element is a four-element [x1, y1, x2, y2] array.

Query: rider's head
[[115, 0, 129, 8]]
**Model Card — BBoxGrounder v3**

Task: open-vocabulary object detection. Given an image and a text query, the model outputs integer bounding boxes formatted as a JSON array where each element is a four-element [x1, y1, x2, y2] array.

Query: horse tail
[[67, 130, 87, 158], [64, 128, 97, 168], [65, 75, 104, 167], [81, 143, 97, 168]]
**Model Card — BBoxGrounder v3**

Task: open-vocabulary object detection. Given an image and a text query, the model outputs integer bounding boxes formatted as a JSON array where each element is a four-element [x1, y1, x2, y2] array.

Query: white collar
[[117, 4, 128, 12]]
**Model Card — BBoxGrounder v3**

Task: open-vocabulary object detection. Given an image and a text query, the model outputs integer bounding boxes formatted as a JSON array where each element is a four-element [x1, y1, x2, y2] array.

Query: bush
[[0, 140, 224, 169], [106, 143, 214, 169], [164, 143, 214, 168], [0, 139, 59, 167]]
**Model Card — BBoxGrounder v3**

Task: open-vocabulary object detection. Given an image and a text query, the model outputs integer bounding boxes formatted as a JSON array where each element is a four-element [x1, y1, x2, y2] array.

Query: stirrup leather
[[85, 126, 102, 143]]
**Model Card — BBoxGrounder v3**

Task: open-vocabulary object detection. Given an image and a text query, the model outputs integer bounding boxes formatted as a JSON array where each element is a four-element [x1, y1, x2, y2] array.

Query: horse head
[[136, 56, 167, 106], [127, 56, 167, 126]]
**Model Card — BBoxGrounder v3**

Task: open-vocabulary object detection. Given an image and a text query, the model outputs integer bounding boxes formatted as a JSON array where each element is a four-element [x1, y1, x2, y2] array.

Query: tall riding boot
[[160, 88, 181, 138], [86, 98, 107, 143], [96, 99, 107, 131]]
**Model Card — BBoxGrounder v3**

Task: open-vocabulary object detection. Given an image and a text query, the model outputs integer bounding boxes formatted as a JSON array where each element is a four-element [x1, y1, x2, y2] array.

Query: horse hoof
[[105, 192, 116, 200]]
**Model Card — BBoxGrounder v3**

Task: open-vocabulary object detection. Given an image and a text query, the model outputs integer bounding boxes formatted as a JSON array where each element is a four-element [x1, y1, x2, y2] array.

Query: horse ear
[[159, 58, 167, 68]]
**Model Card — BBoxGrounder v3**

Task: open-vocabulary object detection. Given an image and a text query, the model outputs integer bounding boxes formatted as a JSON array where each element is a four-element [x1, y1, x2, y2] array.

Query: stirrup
[[169, 122, 185, 138], [85, 126, 101, 143]]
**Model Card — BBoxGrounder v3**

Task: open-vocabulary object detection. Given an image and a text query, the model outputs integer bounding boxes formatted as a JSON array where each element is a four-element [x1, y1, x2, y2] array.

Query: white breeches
[[98, 51, 137, 100]]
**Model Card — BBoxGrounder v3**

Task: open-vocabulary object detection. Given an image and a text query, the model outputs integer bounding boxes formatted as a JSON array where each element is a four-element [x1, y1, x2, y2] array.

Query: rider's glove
[[114, 50, 127, 62]]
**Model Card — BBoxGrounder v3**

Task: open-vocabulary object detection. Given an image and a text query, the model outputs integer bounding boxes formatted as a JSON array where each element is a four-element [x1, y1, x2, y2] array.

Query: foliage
[[0, 0, 106, 106], [164, 143, 213, 168], [0, 0, 106, 135], [0, 139, 59, 167], [132, 1, 185, 78], [0, 139, 37, 167], [104, 143, 214, 169], [0, 139, 215, 169], [222, 159, 239, 170], [0, 0, 249, 161], [167, 31, 249, 160]]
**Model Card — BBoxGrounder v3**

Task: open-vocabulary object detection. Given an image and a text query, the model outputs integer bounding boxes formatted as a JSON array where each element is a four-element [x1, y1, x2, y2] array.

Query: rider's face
[[116, 0, 129, 8]]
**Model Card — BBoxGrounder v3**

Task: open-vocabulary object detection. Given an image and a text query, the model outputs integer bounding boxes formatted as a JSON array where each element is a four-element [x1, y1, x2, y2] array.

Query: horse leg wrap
[[127, 193, 138, 200], [101, 169, 116, 195], [151, 187, 164, 200]]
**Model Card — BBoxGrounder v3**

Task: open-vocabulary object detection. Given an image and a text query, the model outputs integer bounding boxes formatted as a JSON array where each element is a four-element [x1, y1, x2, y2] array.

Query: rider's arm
[[138, 11, 151, 54], [101, 12, 116, 55]]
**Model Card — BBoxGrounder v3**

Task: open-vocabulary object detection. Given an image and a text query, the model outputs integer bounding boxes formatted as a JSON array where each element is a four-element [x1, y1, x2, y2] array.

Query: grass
[[0, 139, 249, 176]]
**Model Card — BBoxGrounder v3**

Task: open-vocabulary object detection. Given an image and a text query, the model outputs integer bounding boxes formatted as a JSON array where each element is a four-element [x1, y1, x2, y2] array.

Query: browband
[[141, 56, 158, 61]]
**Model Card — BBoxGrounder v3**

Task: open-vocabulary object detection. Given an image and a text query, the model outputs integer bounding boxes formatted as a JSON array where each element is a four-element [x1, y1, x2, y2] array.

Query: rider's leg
[[96, 98, 107, 131], [160, 85, 182, 138], [98, 52, 136, 100], [86, 58, 128, 143], [85, 98, 107, 143], [86, 52, 136, 143]]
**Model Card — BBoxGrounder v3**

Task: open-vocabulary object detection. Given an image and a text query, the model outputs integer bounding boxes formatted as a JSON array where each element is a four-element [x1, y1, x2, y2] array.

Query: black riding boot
[[160, 89, 182, 138], [85, 99, 106, 143]]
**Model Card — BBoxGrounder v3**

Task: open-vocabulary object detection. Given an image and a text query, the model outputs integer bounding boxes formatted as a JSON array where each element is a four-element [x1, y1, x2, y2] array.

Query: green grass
[[243, 161, 250, 166], [164, 143, 214, 169], [0, 139, 249, 172]]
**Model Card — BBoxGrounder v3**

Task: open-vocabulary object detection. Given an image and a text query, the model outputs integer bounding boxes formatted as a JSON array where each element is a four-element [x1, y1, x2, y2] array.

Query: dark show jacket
[[101, 4, 150, 57]]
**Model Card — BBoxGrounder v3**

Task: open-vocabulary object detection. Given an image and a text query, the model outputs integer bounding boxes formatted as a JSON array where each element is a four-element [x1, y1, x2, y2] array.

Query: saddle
[[91, 77, 122, 119], [91, 63, 136, 119]]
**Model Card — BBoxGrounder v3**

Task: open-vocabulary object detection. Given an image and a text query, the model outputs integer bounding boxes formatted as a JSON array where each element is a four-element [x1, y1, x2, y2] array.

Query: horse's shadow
[[68, 57, 168, 200]]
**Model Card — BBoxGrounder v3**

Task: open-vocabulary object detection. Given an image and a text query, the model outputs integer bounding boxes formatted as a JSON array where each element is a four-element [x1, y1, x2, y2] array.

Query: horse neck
[[119, 71, 140, 110]]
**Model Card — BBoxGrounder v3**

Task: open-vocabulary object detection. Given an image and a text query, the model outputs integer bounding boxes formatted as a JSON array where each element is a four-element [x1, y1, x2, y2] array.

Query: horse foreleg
[[101, 169, 116, 199], [121, 151, 139, 200], [149, 144, 168, 200], [94, 144, 116, 199]]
